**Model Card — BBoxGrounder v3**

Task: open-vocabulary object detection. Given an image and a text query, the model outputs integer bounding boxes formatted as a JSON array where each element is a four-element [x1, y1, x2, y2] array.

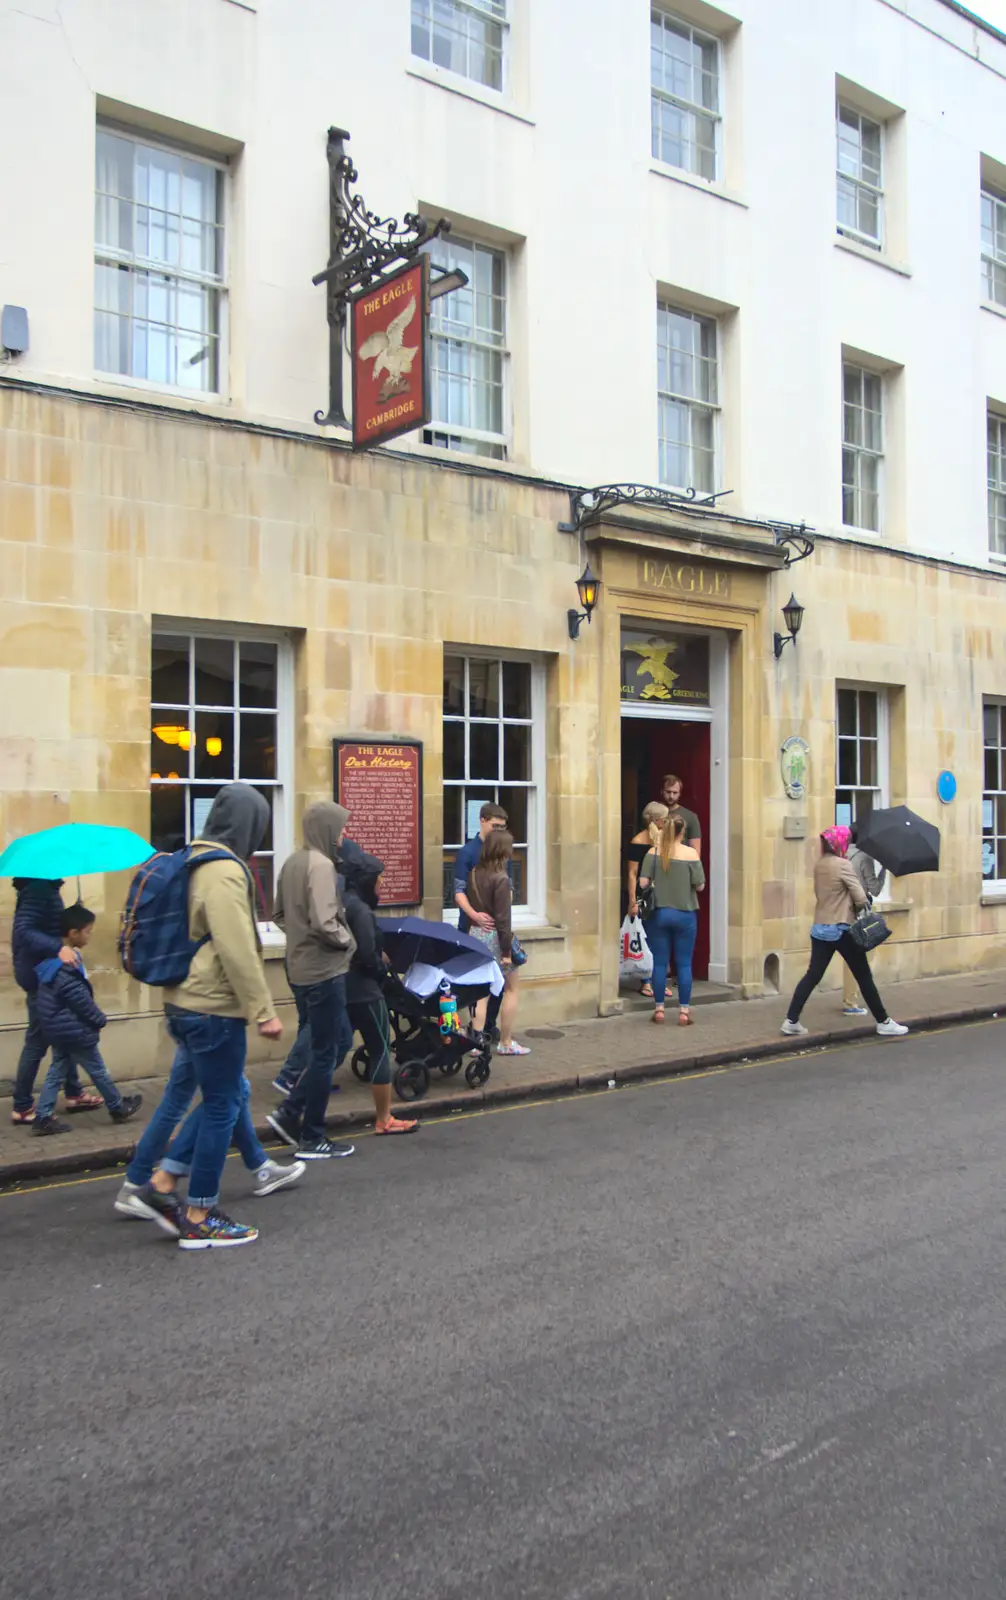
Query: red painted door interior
[[621, 718, 711, 980]]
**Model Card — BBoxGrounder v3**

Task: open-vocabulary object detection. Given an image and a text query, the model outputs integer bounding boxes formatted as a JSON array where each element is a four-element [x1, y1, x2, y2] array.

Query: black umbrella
[[855, 806, 940, 876], [376, 916, 493, 977]]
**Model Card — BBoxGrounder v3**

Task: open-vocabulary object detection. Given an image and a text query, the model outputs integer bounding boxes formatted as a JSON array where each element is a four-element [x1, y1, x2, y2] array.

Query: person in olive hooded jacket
[[267, 802, 357, 1160]]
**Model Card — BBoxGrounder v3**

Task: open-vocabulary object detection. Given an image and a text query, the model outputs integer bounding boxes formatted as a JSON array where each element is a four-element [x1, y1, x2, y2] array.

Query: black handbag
[[637, 882, 656, 920], [510, 934, 528, 968], [847, 908, 891, 951]]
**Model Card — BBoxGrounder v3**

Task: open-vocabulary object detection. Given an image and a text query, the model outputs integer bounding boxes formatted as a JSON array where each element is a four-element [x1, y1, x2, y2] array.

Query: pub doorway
[[619, 621, 729, 986]]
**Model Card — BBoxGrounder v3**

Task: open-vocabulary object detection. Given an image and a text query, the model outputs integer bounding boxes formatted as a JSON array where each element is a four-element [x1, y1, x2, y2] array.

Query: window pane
[[984, 703, 999, 744], [502, 661, 531, 720], [837, 689, 857, 736], [444, 785, 462, 846], [986, 748, 1000, 792], [468, 659, 499, 718], [444, 720, 465, 780], [498, 785, 528, 842], [152, 634, 189, 704], [838, 740, 858, 786], [503, 723, 530, 781], [239, 712, 277, 780], [470, 721, 500, 780], [238, 641, 278, 709], [151, 714, 191, 781], [858, 739, 877, 787], [194, 710, 235, 780], [510, 849, 527, 904], [195, 636, 234, 706], [443, 655, 466, 716], [859, 692, 878, 738], [150, 783, 186, 853]]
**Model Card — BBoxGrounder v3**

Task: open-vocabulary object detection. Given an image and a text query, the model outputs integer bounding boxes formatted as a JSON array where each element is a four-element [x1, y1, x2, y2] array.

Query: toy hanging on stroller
[[351, 919, 505, 1102]]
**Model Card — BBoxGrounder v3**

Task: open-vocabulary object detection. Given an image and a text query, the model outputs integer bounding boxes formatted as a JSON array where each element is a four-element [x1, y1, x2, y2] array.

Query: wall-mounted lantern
[[773, 593, 805, 659], [568, 562, 600, 641]]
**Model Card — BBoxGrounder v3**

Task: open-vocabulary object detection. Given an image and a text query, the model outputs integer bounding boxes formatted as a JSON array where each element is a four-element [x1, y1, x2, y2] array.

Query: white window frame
[[441, 648, 546, 926], [94, 124, 229, 398], [988, 410, 1006, 557], [836, 684, 890, 900], [837, 102, 884, 252], [410, 0, 508, 93], [982, 698, 1006, 889], [650, 9, 721, 182], [842, 363, 884, 533], [149, 622, 293, 937], [982, 187, 1006, 307], [657, 302, 719, 495], [424, 234, 509, 460]]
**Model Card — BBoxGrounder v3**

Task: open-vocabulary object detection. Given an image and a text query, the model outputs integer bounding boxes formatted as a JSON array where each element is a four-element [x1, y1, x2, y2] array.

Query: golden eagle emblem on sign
[[624, 641, 679, 700]]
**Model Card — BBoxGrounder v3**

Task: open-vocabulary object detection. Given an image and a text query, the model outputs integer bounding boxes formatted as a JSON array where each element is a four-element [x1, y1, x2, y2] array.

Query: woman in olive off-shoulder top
[[638, 814, 705, 1027]]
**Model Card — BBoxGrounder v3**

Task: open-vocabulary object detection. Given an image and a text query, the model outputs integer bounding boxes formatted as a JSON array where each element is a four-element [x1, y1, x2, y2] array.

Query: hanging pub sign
[[350, 257, 431, 450], [333, 737, 424, 906], [620, 627, 710, 706]]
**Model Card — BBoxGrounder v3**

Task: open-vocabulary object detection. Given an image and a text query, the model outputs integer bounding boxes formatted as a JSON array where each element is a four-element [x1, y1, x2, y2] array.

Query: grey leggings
[[347, 996, 393, 1085]]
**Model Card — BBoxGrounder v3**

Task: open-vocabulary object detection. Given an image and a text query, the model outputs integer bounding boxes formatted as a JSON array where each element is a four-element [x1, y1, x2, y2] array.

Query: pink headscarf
[[821, 825, 851, 857]]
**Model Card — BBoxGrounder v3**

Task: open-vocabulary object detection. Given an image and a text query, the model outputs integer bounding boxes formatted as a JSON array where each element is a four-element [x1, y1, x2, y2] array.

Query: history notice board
[[333, 739, 423, 906]]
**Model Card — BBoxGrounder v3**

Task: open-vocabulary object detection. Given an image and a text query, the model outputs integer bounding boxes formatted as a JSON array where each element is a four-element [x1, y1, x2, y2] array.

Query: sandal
[[375, 1116, 419, 1135], [64, 1091, 103, 1112], [11, 1106, 36, 1125], [678, 1009, 693, 1027], [651, 1006, 665, 1025], [640, 983, 654, 999], [497, 1041, 531, 1055]]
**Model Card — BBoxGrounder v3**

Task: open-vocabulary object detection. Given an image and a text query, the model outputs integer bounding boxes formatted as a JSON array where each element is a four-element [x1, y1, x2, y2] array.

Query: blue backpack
[[118, 846, 234, 987]]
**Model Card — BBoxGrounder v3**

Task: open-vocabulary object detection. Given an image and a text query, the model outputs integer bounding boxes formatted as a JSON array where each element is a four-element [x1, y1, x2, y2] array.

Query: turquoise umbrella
[[0, 823, 155, 879]]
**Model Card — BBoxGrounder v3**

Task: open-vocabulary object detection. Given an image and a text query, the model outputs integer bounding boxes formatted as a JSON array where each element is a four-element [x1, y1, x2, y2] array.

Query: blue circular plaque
[[937, 770, 957, 804]]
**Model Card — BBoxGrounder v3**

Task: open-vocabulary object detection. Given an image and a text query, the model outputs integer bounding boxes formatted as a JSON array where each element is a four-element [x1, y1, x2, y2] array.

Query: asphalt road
[[4, 1021, 1006, 1600]]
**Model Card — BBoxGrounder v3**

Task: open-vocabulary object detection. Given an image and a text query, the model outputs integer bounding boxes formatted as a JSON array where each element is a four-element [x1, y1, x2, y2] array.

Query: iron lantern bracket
[[556, 484, 815, 567]]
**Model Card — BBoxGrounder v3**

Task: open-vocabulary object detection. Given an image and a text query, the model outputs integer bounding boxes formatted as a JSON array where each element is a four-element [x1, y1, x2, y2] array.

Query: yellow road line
[[3, 1014, 1001, 1200]]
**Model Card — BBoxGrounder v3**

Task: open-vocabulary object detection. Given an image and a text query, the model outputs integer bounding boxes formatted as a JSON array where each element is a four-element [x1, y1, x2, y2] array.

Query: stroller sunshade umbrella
[[377, 916, 495, 978], [405, 954, 505, 999]]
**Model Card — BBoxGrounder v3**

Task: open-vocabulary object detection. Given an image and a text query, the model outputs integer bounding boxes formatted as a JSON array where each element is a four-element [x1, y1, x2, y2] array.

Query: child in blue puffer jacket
[[10, 876, 100, 1124], [32, 904, 142, 1137]]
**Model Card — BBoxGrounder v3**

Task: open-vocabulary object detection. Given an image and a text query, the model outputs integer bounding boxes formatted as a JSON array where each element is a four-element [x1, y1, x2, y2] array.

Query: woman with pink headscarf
[[781, 826, 907, 1038]]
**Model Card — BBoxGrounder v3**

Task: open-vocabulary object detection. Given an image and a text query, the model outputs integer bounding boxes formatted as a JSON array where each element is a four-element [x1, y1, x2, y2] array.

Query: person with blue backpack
[[31, 903, 143, 1135], [116, 783, 285, 1250]]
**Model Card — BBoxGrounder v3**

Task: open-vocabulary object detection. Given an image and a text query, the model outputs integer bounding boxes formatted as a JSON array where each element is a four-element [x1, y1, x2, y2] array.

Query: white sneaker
[[780, 1019, 808, 1036], [876, 1018, 908, 1037], [253, 1157, 306, 1197], [842, 1005, 868, 1016], [113, 1180, 147, 1219]]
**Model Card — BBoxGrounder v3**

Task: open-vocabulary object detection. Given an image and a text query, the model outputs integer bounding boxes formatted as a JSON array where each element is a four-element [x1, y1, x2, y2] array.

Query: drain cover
[[525, 1027, 565, 1040]]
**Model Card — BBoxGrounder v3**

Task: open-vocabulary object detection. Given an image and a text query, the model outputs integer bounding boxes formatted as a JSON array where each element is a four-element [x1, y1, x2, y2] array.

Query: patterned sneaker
[[252, 1158, 306, 1197], [177, 1208, 259, 1250], [130, 1184, 185, 1238]]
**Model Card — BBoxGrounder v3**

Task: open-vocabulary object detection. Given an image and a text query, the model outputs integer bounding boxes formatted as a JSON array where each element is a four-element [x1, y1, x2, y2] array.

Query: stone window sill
[[981, 890, 1006, 906], [878, 901, 912, 914], [981, 299, 1006, 322], [406, 64, 535, 125], [648, 162, 747, 209], [513, 923, 568, 943], [835, 235, 912, 278]]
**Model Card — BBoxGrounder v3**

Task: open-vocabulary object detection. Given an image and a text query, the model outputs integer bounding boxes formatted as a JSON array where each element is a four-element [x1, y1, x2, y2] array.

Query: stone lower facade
[[2, 381, 1005, 1073]]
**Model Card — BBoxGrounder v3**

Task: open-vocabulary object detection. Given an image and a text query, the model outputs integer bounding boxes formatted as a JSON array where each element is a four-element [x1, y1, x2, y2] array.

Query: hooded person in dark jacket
[[10, 877, 95, 1124], [341, 849, 417, 1135], [31, 903, 142, 1134]]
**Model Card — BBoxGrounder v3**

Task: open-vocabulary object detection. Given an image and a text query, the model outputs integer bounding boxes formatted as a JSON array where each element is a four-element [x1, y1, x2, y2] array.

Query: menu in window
[[333, 739, 423, 906]]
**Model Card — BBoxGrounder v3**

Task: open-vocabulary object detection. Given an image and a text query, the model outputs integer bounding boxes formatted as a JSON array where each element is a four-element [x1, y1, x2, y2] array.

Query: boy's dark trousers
[[12, 994, 82, 1114]]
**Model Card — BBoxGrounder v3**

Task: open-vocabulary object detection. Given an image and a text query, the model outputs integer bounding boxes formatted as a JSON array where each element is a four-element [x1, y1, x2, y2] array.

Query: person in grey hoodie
[[267, 802, 357, 1160]]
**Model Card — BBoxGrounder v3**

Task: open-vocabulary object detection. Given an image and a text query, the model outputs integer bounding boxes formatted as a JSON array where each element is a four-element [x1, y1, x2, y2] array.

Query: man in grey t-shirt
[[661, 774, 702, 858]]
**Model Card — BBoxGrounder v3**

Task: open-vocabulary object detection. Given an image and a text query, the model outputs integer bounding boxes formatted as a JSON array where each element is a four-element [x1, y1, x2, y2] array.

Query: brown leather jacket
[[467, 867, 513, 957], [813, 852, 868, 925]]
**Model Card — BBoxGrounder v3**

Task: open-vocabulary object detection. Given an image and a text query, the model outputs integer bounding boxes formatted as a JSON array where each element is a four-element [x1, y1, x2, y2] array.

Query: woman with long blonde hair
[[626, 800, 668, 998], [637, 812, 705, 1026]]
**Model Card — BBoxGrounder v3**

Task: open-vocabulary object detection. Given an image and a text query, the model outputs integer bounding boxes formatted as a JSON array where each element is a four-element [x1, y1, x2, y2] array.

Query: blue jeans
[[154, 1076, 267, 1179], [36, 1043, 122, 1121], [284, 975, 350, 1141], [647, 908, 698, 1008], [13, 993, 82, 1111], [126, 1012, 247, 1208]]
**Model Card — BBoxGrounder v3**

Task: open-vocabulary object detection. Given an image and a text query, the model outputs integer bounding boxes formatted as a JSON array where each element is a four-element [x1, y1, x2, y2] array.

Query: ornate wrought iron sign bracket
[[311, 128, 452, 429], [558, 483, 815, 567]]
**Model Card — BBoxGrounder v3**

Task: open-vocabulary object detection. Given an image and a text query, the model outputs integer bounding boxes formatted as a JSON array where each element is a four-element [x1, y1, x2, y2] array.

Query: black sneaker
[[110, 1093, 143, 1124], [32, 1116, 70, 1137], [296, 1136, 355, 1160], [177, 1207, 259, 1250], [266, 1108, 302, 1148], [131, 1184, 185, 1238]]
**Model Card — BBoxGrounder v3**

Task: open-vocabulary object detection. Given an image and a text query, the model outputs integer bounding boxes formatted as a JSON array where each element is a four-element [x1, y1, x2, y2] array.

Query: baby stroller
[[351, 968, 494, 1101]]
